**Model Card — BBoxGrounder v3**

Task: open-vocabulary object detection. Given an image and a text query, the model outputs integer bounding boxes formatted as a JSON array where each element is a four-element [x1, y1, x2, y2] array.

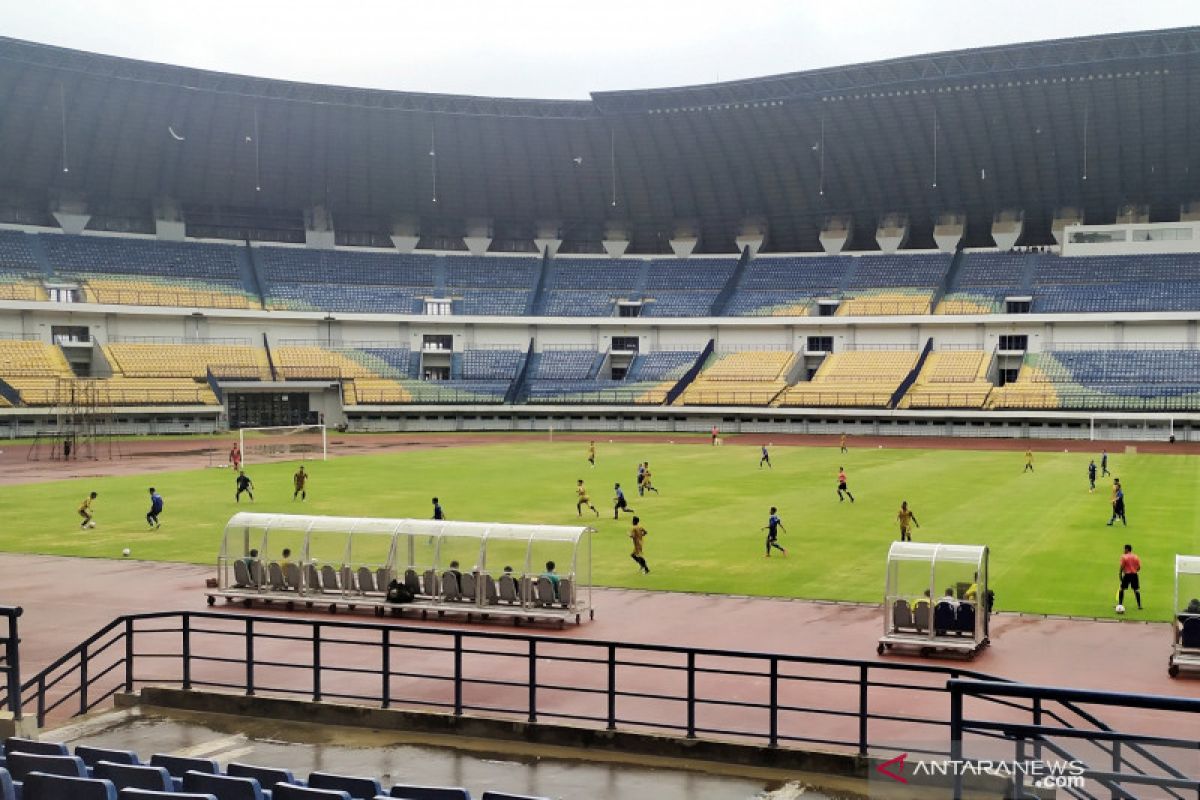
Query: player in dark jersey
[[762, 507, 787, 557], [235, 471, 254, 503]]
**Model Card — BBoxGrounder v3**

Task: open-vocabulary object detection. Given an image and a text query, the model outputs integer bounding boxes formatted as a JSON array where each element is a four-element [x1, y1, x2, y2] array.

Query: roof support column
[[534, 220, 563, 257], [992, 210, 1024, 250], [154, 196, 185, 242], [463, 218, 492, 256], [669, 220, 698, 258], [875, 213, 909, 253], [602, 222, 629, 258], [933, 212, 964, 253], [735, 217, 766, 256], [51, 193, 90, 236], [819, 216, 851, 254], [390, 215, 420, 253], [304, 204, 335, 249]]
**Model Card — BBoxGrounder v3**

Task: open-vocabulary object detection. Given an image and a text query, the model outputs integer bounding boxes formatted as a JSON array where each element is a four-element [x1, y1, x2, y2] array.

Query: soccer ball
[[122, 548, 131, 558], [1115, 604, 1125, 614], [87, 522, 96, 529]]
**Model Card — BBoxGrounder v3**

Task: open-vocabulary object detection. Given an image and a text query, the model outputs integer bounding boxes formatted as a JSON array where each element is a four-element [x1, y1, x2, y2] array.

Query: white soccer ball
[[1115, 604, 1125, 614], [122, 548, 131, 557], [87, 522, 96, 529]]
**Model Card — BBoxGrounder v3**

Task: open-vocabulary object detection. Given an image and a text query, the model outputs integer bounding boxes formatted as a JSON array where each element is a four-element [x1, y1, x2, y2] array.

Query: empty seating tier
[[901, 350, 994, 409], [989, 349, 1200, 411], [678, 351, 794, 406], [778, 350, 918, 408], [105, 343, 271, 380]]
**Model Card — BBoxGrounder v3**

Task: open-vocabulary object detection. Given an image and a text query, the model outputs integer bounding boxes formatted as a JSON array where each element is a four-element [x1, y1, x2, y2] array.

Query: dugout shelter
[[212, 512, 595, 625], [1170, 554, 1200, 677], [878, 542, 990, 659]]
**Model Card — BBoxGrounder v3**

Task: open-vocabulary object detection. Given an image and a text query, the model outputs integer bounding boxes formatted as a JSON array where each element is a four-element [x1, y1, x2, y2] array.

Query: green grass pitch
[[1, 438, 1197, 621]]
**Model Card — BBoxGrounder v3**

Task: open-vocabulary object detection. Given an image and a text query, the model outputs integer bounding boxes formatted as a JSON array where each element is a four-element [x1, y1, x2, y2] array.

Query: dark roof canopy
[[1, 28, 1198, 251]]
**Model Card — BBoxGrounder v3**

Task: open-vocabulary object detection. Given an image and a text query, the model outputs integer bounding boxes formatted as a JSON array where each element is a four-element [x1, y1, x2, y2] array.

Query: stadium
[[0, 17, 1199, 800]]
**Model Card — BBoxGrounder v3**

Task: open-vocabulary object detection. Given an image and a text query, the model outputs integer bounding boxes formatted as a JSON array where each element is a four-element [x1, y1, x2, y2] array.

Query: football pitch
[[1, 437, 1197, 621]]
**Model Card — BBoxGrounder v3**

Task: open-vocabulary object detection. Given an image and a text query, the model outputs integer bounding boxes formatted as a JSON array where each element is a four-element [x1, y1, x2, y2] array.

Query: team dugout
[[212, 512, 594, 625], [879, 542, 991, 659]]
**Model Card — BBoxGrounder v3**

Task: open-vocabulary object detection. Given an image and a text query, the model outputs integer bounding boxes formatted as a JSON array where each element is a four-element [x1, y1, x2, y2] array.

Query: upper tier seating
[[640, 291, 718, 317], [266, 283, 420, 314], [42, 235, 241, 281], [677, 351, 794, 405], [445, 256, 538, 287], [778, 350, 918, 408], [105, 343, 271, 380], [845, 254, 950, 289], [989, 348, 1200, 411], [40, 234, 258, 309], [524, 350, 697, 404], [644, 258, 736, 289], [546, 259, 641, 290], [453, 290, 529, 316], [258, 248, 435, 286], [0, 231, 47, 301], [462, 349, 523, 380], [901, 350, 994, 409], [541, 291, 615, 316], [532, 351, 595, 380], [837, 289, 933, 316], [725, 256, 846, 316]]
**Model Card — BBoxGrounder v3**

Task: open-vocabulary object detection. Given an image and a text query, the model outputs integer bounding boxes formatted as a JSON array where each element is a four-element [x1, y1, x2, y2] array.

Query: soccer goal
[[238, 424, 327, 464]]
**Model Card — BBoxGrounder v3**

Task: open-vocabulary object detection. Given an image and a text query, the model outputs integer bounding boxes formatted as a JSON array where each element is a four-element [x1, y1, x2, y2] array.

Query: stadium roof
[[1, 28, 1199, 251]]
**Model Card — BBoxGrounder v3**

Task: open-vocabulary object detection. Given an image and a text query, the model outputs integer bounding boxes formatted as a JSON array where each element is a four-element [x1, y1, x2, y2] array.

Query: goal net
[[238, 424, 328, 464]]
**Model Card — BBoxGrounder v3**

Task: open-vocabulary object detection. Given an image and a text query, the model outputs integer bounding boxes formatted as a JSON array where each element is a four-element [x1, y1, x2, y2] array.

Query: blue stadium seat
[[184, 770, 265, 800], [227, 763, 302, 791], [4, 739, 69, 758], [92, 763, 174, 793], [274, 785, 352, 800], [387, 787, 471, 800], [23, 772, 116, 800], [118, 790, 217, 800], [75, 747, 140, 769], [306, 772, 381, 799], [6, 752, 88, 783], [480, 793, 551, 800], [0, 767, 14, 800], [148, 754, 219, 791]]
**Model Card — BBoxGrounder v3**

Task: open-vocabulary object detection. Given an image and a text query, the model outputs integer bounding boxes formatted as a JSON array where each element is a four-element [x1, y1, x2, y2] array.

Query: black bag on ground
[[387, 579, 414, 604]]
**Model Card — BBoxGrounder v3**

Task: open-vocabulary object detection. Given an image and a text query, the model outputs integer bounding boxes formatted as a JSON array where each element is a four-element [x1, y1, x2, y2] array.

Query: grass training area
[[0, 435, 1196, 622]]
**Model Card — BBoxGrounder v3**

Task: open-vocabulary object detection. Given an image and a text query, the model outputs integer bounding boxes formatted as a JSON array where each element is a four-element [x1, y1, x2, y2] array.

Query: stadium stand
[[989, 348, 1200, 411], [641, 258, 737, 317], [524, 349, 698, 404], [257, 247, 435, 314], [272, 347, 380, 380], [724, 256, 847, 316], [836, 254, 948, 315], [900, 350, 995, 409], [937, 252, 1027, 314], [677, 351, 794, 405], [0, 231, 48, 302], [0, 741, 550, 800], [104, 343, 271, 381], [778, 350, 919, 408], [40, 234, 259, 309]]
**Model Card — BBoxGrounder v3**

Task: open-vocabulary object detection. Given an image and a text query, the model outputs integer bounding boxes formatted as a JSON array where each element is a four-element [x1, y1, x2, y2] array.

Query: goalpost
[[238, 424, 328, 464]]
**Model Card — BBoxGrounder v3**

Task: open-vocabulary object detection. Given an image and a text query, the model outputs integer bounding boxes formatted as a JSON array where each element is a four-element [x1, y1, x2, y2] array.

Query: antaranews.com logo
[[873, 752, 1086, 793]]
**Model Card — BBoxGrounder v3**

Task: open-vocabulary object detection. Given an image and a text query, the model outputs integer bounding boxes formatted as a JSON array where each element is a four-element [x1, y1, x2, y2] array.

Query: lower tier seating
[[677, 351, 794, 405], [901, 351, 994, 409], [6, 377, 218, 406], [778, 350, 918, 408], [104, 344, 271, 380], [988, 349, 1200, 411]]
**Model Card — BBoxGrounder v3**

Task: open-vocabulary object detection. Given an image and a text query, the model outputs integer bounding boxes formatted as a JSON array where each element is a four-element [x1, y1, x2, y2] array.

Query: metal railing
[[13, 610, 1003, 757], [949, 679, 1200, 800], [8, 609, 1197, 800], [0, 606, 21, 720]]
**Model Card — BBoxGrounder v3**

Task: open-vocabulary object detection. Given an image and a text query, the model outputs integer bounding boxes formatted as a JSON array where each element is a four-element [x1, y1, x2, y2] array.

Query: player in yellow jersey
[[1024, 449, 1034, 473], [78, 491, 98, 529], [641, 462, 660, 494], [897, 501, 919, 542], [576, 479, 599, 517], [629, 516, 650, 574], [587, 440, 596, 467], [293, 465, 308, 500]]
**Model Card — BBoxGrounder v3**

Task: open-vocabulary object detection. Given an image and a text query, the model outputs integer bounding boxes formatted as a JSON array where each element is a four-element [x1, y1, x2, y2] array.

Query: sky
[[5, 1, 1200, 99]]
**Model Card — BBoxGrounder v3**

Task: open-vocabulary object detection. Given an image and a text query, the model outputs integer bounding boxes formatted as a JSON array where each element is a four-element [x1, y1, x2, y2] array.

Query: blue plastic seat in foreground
[[118, 790, 218, 800], [307, 771, 381, 799], [76, 747, 140, 769], [93, 762, 174, 792], [389, 787, 471, 800], [0, 767, 15, 800], [184, 770, 264, 800], [3, 740, 68, 758], [228, 763, 302, 790], [274, 785, 352, 800], [6, 752, 88, 782], [23, 772, 116, 800], [481, 793, 552, 800], [149, 754, 219, 790]]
